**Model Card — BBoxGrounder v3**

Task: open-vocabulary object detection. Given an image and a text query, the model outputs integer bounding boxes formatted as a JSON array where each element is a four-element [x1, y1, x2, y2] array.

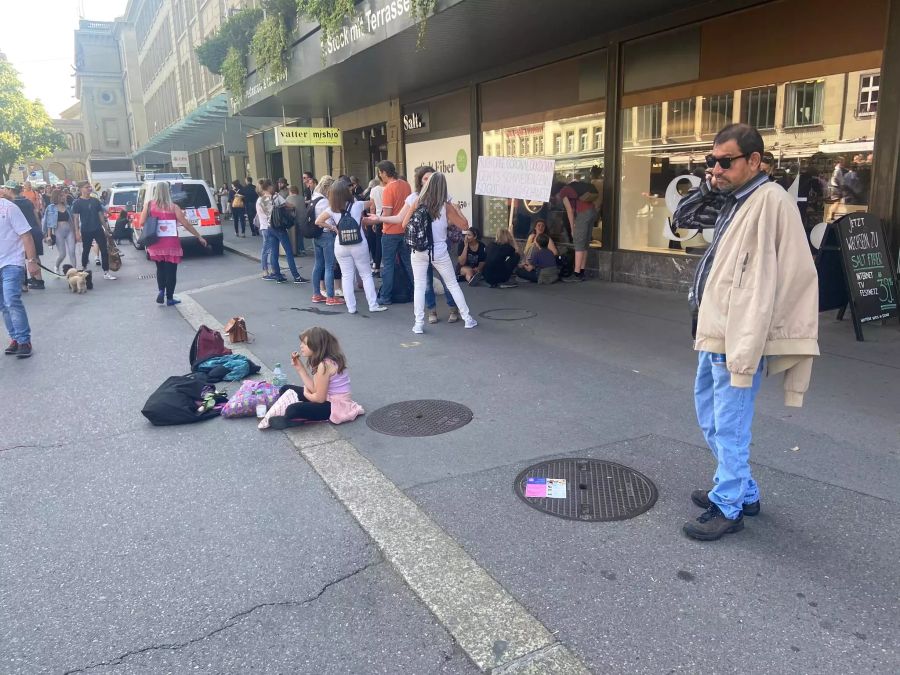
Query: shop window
[[566, 131, 575, 153], [637, 103, 662, 141], [553, 134, 562, 154], [667, 98, 695, 138], [858, 73, 879, 116], [785, 80, 824, 127], [740, 86, 777, 130], [701, 93, 733, 135]]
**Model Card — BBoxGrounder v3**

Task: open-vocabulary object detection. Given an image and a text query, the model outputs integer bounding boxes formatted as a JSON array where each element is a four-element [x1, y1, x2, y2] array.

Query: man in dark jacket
[[239, 177, 259, 236]]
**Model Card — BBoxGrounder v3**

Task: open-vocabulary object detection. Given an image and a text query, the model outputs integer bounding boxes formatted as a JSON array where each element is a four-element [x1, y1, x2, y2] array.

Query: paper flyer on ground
[[525, 477, 567, 498]]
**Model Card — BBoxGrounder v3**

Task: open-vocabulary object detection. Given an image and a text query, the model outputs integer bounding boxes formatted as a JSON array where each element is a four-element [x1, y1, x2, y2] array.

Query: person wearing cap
[[8, 184, 45, 290], [0, 184, 39, 358]]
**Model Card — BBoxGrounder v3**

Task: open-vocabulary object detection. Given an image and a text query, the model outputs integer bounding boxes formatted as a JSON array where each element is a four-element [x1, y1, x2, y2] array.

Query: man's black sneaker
[[683, 504, 744, 541], [15, 342, 33, 359], [27, 278, 45, 290], [691, 489, 760, 516], [293, 276, 309, 283], [5, 340, 19, 355], [274, 276, 288, 284]]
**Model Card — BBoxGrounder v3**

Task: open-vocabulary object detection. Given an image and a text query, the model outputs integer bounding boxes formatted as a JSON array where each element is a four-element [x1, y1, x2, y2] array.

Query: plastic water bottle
[[271, 363, 287, 388], [255, 389, 267, 419]]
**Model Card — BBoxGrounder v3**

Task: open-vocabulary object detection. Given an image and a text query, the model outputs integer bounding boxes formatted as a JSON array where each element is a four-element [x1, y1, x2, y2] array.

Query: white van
[[132, 178, 224, 254]]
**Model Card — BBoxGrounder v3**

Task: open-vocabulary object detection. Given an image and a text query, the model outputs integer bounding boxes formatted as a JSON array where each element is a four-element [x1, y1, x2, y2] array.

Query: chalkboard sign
[[836, 213, 897, 325]]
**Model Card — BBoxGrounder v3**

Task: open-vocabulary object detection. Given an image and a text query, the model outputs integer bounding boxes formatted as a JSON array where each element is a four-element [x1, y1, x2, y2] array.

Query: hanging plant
[[251, 13, 290, 81], [410, 0, 437, 47], [195, 8, 263, 75], [296, 0, 355, 53], [221, 46, 248, 101]]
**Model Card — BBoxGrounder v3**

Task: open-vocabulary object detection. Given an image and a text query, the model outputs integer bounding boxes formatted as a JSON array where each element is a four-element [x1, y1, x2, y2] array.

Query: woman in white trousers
[[315, 181, 387, 315], [401, 172, 477, 334]]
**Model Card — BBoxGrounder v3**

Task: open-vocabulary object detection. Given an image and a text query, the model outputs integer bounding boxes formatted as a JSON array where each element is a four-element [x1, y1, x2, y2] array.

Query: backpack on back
[[271, 204, 295, 230], [336, 206, 362, 246], [405, 205, 433, 253], [300, 197, 323, 239], [232, 193, 244, 209], [189, 325, 232, 367]]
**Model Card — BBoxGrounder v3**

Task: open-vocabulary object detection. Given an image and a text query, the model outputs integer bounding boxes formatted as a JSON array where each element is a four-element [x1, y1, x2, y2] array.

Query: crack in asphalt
[[62, 561, 380, 674]]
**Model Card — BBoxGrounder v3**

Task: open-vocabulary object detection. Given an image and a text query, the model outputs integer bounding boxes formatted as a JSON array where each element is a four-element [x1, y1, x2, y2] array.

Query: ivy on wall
[[195, 8, 263, 75], [221, 46, 248, 101], [251, 13, 290, 80], [296, 0, 355, 53]]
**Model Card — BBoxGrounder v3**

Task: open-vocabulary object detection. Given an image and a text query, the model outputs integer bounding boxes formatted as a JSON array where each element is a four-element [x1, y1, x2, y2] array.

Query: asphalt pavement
[[3, 226, 899, 674]]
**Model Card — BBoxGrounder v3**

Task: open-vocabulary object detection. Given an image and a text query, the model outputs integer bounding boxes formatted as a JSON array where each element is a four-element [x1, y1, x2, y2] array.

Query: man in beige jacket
[[674, 123, 819, 541]]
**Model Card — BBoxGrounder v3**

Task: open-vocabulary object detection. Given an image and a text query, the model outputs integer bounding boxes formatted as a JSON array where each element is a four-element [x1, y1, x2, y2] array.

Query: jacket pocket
[[734, 251, 751, 289]]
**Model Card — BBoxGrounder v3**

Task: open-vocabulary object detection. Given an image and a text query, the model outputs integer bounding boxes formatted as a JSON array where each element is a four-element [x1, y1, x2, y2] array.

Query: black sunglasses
[[705, 153, 749, 170]]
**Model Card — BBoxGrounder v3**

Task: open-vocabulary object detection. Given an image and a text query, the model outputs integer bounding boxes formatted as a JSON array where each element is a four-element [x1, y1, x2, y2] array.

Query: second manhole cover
[[366, 399, 473, 437], [478, 308, 537, 321], [514, 458, 658, 522]]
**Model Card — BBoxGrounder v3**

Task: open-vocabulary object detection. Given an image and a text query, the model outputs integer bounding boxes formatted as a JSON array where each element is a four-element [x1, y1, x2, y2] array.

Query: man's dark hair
[[536, 232, 550, 248], [760, 151, 775, 164], [303, 171, 315, 181], [713, 123, 764, 159], [376, 160, 397, 178]]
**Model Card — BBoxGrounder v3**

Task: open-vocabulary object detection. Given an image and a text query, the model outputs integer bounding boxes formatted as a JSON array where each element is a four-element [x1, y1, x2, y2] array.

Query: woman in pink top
[[140, 182, 207, 306], [264, 326, 364, 430]]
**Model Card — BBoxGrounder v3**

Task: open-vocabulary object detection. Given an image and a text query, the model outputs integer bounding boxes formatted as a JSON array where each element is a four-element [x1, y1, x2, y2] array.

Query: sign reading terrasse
[[474, 156, 556, 202], [275, 127, 342, 147]]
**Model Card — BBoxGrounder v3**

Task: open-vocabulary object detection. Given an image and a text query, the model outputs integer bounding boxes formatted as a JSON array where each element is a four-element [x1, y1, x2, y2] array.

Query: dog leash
[[37, 262, 66, 278]]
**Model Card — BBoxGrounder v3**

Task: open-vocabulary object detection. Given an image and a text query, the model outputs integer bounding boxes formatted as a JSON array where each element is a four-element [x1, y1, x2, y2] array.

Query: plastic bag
[[221, 380, 281, 418]]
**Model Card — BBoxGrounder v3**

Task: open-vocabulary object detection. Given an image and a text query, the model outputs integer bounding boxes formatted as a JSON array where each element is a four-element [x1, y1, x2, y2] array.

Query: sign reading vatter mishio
[[275, 127, 343, 147]]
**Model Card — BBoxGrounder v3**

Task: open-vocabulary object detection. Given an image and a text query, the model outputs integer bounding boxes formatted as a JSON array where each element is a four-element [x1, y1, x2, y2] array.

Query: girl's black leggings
[[279, 385, 331, 425], [156, 261, 178, 299]]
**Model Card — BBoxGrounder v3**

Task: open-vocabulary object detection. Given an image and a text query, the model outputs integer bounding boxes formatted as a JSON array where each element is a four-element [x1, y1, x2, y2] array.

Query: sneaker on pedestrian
[[682, 504, 744, 541], [691, 489, 760, 517], [499, 280, 518, 288], [412, 322, 424, 334], [166, 298, 182, 306], [27, 278, 45, 290], [464, 317, 478, 329], [262, 274, 278, 281], [311, 294, 326, 303], [326, 296, 345, 306], [103, 272, 117, 280], [156, 290, 165, 305], [15, 342, 33, 359], [427, 309, 439, 324], [95, 258, 101, 266], [5, 340, 19, 355], [468, 272, 483, 287], [274, 276, 288, 284], [293, 275, 309, 283], [335, 289, 344, 297], [448, 308, 461, 323], [369, 305, 388, 312]]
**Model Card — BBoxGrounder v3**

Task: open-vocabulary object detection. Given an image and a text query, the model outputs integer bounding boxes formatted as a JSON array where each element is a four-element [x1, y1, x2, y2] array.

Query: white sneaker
[[369, 305, 388, 312], [464, 317, 478, 329], [103, 272, 117, 280], [335, 289, 344, 297], [412, 322, 424, 334]]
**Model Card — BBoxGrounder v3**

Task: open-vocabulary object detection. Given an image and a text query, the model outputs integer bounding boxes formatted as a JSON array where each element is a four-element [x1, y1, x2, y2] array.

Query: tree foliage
[[195, 7, 263, 75], [221, 47, 248, 101], [251, 13, 290, 81], [296, 0, 355, 53], [0, 61, 66, 183]]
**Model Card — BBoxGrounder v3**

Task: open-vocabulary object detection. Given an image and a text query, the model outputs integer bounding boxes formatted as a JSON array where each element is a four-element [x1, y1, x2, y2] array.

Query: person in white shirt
[[0, 187, 40, 358], [315, 181, 387, 315], [365, 178, 384, 274], [400, 172, 477, 334], [310, 176, 342, 304], [257, 179, 307, 283]]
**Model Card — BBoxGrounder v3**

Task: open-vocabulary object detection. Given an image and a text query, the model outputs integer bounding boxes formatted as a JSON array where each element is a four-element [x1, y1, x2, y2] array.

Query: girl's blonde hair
[[495, 229, 514, 246], [417, 171, 448, 220], [300, 326, 347, 374], [152, 181, 174, 211], [318, 175, 336, 196]]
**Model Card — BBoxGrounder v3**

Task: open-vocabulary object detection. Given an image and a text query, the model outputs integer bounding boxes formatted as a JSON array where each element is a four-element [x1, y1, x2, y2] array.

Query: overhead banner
[[475, 156, 555, 202], [275, 126, 343, 147], [171, 150, 189, 168], [405, 134, 473, 224]]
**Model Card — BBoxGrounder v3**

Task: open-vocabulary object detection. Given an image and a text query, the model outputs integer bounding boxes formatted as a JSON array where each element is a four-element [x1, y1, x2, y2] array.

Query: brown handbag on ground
[[223, 317, 249, 343]]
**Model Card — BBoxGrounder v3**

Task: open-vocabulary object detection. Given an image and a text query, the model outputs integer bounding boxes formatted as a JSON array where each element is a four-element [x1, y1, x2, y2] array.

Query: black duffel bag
[[141, 372, 221, 426]]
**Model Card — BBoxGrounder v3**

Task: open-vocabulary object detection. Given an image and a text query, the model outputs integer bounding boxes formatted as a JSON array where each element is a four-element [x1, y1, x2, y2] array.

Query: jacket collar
[[731, 170, 770, 203]]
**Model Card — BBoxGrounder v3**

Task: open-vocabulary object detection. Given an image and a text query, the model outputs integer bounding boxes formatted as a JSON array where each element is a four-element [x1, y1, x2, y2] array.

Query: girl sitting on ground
[[260, 327, 364, 430]]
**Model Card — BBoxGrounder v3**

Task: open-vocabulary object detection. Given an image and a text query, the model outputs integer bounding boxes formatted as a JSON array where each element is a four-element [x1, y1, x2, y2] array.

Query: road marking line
[[175, 291, 589, 674], [186, 273, 263, 295]]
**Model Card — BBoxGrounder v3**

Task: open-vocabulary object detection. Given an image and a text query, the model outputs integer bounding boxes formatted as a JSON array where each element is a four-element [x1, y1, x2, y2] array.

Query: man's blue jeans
[[378, 234, 413, 305], [694, 351, 764, 520], [1, 265, 30, 344], [425, 264, 456, 310], [268, 227, 300, 279], [312, 231, 336, 297]]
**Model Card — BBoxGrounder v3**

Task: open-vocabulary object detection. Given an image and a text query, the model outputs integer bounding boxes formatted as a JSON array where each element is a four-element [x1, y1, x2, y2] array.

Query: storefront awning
[[133, 93, 281, 166], [819, 140, 875, 154]]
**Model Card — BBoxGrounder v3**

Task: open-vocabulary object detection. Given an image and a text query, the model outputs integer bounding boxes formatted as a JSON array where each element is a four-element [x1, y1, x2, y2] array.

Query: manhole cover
[[367, 400, 473, 437], [137, 273, 157, 280], [479, 308, 537, 321], [291, 306, 341, 315], [514, 458, 658, 521]]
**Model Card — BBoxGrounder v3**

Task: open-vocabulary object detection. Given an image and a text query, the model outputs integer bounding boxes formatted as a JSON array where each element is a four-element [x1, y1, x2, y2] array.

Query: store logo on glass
[[403, 106, 429, 135]]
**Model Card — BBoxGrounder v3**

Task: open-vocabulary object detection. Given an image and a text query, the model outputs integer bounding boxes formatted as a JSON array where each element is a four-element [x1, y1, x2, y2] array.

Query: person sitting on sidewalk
[[515, 233, 557, 283], [260, 327, 364, 430], [457, 227, 486, 285], [676, 123, 819, 542], [522, 219, 558, 261], [482, 229, 520, 288]]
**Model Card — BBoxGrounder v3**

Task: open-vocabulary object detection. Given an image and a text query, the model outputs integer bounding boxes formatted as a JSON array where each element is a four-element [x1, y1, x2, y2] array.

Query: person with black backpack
[[257, 179, 307, 283], [315, 181, 387, 315], [307, 176, 342, 305], [402, 172, 477, 334]]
